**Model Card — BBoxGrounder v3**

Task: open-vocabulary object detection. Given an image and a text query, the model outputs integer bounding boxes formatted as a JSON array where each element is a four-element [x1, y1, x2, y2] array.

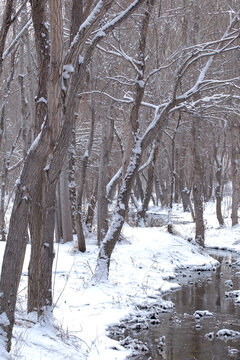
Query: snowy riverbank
[[0, 201, 238, 359]]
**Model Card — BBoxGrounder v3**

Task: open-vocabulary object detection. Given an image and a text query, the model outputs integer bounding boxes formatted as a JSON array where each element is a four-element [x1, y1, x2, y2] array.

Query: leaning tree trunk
[[93, 140, 143, 281], [93, 100, 173, 282]]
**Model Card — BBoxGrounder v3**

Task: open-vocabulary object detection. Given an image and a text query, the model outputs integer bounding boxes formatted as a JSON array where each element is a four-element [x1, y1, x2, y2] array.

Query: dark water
[[111, 250, 240, 360]]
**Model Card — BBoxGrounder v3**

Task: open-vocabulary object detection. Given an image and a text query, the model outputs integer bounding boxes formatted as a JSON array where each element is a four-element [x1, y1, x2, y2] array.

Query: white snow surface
[[1, 200, 240, 359]]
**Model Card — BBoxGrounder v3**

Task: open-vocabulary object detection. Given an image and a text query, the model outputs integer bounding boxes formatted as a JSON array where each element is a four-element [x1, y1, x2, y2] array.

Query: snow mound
[[193, 310, 213, 319], [216, 329, 240, 341]]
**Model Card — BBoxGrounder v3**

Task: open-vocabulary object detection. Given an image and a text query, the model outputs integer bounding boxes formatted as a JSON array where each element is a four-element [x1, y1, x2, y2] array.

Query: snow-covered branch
[[106, 167, 122, 198], [79, 90, 134, 104], [66, 0, 145, 66], [172, 17, 240, 102], [2, 19, 32, 61], [138, 141, 157, 173]]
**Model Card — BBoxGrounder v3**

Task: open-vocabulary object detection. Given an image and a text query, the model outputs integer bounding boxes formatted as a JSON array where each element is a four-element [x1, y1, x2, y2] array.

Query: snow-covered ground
[[0, 200, 239, 359]]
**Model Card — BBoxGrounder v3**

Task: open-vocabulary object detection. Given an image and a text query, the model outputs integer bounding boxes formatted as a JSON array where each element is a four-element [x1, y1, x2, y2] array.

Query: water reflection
[[127, 251, 240, 359]]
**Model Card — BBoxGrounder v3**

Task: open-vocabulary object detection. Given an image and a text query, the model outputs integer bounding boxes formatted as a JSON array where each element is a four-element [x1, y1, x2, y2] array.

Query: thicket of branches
[[0, 0, 239, 353]]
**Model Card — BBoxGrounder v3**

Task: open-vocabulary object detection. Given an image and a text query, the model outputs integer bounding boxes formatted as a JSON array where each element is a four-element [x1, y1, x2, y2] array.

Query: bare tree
[[93, 8, 240, 281], [0, 0, 147, 350]]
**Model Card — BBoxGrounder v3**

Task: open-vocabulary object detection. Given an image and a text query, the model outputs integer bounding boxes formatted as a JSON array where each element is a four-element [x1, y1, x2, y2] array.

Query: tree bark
[[168, 115, 180, 233], [59, 161, 73, 243], [192, 116, 205, 246], [135, 173, 144, 202], [230, 118, 240, 226], [76, 67, 96, 252], [85, 179, 98, 232], [28, 0, 50, 313], [0, 107, 7, 242], [38, 179, 56, 314], [55, 180, 63, 243], [137, 145, 158, 226], [97, 117, 114, 245], [0, 0, 14, 75], [213, 137, 225, 227]]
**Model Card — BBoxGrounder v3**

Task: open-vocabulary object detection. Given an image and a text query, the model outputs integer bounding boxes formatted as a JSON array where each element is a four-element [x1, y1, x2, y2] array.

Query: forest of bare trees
[[0, 0, 239, 353]]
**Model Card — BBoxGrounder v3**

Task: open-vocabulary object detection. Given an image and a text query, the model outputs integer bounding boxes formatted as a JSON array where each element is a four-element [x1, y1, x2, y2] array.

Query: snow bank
[[4, 224, 218, 359]]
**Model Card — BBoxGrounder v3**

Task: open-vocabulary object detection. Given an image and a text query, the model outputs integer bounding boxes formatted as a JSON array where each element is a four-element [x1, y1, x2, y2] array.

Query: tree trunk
[[178, 133, 191, 212], [93, 101, 173, 282], [67, 0, 83, 239], [214, 138, 225, 227], [19, 8, 31, 157], [154, 170, 168, 207], [137, 145, 158, 226], [230, 118, 240, 226], [97, 117, 114, 245], [0, 0, 14, 76], [0, 186, 30, 350], [36, 0, 64, 315], [76, 71, 96, 252], [59, 162, 73, 243], [38, 179, 56, 315], [192, 116, 204, 246], [0, 106, 7, 242], [28, 180, 42, 312], [69, 131, 77, 235], [215, 168, 224, 227], [0, 49, 15, 242], [167, 115, 181, 233], [28, 0, 50, 313], [24, 27, 35, 141], [85, 179, 98, 232], [136, 173, 144, 202], [55, 180, 63, 243], [174, 148, 180, 204], [93, 142, 142, 281]]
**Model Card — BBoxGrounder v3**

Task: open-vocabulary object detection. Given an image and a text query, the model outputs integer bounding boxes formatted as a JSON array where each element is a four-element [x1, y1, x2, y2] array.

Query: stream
[[109, 250, 240, 360]]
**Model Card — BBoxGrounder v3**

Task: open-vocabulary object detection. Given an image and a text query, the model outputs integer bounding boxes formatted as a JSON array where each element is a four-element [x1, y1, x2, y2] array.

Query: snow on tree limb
[[2, 19, 32, 61]]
